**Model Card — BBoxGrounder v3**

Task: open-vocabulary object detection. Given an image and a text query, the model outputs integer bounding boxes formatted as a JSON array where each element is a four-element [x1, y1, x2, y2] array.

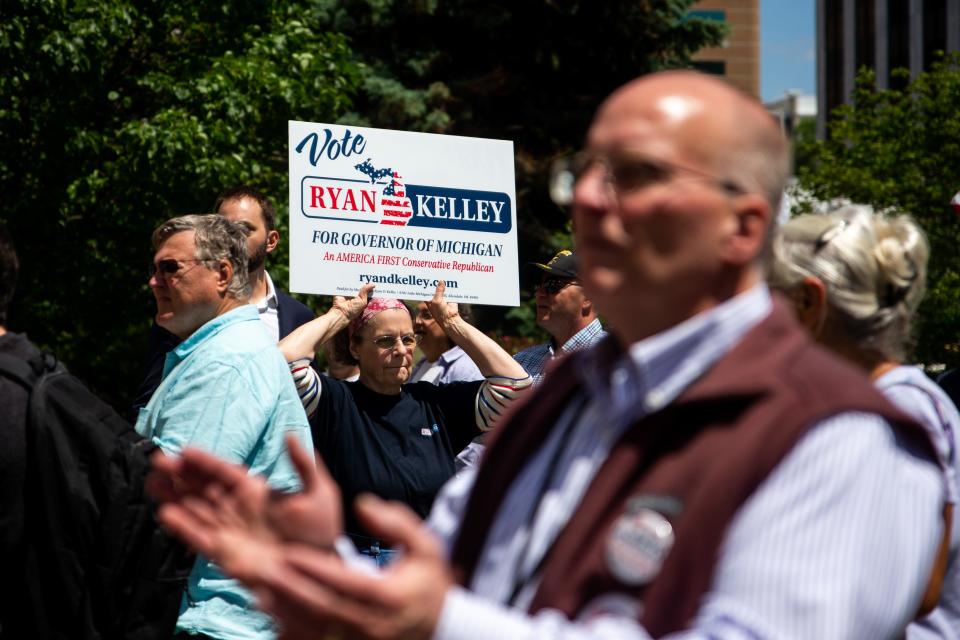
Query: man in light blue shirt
[[136, 214, 312, 640]]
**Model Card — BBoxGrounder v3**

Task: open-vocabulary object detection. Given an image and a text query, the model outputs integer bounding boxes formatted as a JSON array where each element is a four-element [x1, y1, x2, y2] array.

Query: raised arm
[[428, 282, 527, 380], [279, 284, 374, 362]]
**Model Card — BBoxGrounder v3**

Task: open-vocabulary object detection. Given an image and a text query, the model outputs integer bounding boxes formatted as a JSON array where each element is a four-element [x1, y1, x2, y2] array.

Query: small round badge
[[605, 507, 675, 586]]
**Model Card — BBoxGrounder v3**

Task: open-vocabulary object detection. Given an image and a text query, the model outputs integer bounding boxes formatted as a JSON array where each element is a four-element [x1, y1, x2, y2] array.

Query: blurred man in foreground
[[149, 72, 948, 639]]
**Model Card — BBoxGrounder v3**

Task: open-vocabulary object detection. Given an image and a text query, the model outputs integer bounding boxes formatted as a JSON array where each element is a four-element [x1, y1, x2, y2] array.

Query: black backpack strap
[[0, 352, 42, 390]]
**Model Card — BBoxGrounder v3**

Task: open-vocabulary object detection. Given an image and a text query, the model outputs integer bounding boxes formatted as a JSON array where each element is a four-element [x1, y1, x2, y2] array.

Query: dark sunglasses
[[534, 277, 577, 295], [371, 333, 421, 349], [148, 258, 205, 280]]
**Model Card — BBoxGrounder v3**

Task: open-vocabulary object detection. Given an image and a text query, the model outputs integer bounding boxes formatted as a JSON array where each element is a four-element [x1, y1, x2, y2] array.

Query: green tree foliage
[[1, 0, 723, 406], [795, 55, 960, 365], [310, 0, 725, 333], [1, 0, 360, 408]]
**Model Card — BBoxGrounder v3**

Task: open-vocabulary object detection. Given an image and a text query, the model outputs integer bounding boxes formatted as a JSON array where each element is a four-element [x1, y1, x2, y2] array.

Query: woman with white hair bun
[[769, 203, 959, 638]]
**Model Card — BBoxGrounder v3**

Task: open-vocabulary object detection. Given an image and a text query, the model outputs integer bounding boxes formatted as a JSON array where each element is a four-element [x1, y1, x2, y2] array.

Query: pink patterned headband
[[348, 298, 410, 339]]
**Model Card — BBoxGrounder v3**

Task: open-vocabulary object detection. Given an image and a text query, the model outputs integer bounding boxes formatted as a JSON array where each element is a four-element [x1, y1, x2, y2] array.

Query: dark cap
[[526, 249, 577, 279]]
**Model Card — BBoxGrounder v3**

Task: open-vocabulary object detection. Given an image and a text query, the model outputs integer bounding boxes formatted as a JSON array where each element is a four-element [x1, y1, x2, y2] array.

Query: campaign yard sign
[[288, 121, 519, 306]]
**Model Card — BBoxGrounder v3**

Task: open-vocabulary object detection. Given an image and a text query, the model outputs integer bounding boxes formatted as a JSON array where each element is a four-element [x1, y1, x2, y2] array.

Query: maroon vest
[[451, 300, 936, 637]]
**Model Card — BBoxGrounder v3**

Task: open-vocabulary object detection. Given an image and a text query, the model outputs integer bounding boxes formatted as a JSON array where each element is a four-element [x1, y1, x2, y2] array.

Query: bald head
[[592, 71, 789, 213], [573, 71, 790, 343]]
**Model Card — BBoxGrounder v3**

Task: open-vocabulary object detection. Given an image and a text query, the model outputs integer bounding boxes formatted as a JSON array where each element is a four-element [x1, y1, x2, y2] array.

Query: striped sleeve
[[475, 375, 533, 432], [289, 358, 320, 419]]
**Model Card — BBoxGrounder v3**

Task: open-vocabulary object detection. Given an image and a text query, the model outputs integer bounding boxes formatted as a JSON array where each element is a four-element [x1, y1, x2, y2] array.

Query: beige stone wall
[[691, 0, 760, 97]]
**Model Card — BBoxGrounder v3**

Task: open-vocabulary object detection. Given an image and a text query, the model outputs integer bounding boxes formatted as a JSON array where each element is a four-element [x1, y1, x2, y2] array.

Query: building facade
[[817, 0, 960, 136], [766, 91, 817, 139], [690, 0, 760, 96]]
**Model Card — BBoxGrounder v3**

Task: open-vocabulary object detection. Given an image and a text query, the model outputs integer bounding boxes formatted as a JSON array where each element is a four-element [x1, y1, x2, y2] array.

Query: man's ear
[[581, 297, 593, 317], [723, 194, 771, 266], [216, 259, 233, 295], [348, 337, 361, 362], [794, 275, 828, 337], [266, 229, 280, 254]]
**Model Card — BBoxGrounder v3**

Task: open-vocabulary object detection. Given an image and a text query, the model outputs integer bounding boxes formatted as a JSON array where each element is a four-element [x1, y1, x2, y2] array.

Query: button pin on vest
[[606, 501, 677, 586]]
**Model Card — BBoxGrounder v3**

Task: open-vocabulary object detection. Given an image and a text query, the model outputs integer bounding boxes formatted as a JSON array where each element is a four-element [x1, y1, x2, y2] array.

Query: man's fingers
[[268, 585, 345, 640], [283, 433, 340, 498], [146, 468, 179, 504], [281, 545, 394, 610], [310, 447, 339, 493], [150, 448, 179, 475], [285, 433, 318, 492], [177, 446, 251, 492], [147, 450, 184, 502], [354, 494, 441, 560], [157, 503, 217, 556], [245, 557, 350, 638], [180, 494, 223, 530], [260, 556, 343, 621]]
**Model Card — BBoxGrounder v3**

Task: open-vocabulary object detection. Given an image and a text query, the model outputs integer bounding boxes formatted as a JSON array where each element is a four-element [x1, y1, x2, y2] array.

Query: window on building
[[688, 10, 727, 22], [692, 60, 727, 76], [825, 0, 845, 117], [888, 0, 911, 89], [855, 0, 875, 73], [924, 0, 948, 70], [687, 9, 729, 48]]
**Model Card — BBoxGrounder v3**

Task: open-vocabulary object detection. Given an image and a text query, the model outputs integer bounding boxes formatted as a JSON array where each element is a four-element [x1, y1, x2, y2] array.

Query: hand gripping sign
[[288, 121, 520, 306]]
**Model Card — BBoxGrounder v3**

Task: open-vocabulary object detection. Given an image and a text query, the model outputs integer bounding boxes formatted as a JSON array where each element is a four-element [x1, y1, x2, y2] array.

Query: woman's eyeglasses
[[370, 333, 422, 349]]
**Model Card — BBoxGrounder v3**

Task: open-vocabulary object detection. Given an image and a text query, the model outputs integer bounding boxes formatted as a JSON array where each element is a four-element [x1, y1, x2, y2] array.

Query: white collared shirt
[[410, 346, 484, 385], [255, 271, 280, 343]]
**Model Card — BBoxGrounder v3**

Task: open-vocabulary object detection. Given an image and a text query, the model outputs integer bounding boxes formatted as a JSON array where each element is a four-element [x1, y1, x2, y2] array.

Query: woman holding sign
[[281, 282, 531, 564]]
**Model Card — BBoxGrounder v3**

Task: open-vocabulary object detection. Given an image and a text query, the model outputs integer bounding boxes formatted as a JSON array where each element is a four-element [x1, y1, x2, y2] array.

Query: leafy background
[[794, 54, 960, 368], [2, 0, 725, 410]]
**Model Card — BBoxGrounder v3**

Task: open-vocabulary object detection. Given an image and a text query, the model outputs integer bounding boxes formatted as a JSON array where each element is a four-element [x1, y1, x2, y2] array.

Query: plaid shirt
[[513, 318, 605, 386]]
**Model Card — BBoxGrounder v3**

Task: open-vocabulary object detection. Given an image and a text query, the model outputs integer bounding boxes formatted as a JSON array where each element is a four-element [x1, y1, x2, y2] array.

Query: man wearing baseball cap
[[514, 249, 605, 385]]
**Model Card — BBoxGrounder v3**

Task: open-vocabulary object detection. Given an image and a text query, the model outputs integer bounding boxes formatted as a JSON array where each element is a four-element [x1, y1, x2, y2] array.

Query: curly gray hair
[[769, 203, 928, 362], [151, 214, 251, 299]]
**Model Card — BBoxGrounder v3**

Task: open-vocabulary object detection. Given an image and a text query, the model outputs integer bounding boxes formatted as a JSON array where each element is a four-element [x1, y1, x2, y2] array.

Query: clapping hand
[[146, 434, 343, 585], [258, 494, 452, 640]]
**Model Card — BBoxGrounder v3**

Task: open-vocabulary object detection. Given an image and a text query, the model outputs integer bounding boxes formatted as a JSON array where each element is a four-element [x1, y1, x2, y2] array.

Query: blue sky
[[760, 1, 816, 101]]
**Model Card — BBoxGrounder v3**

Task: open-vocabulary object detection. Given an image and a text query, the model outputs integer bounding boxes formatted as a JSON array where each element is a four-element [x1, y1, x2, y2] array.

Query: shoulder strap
[[885, 378, 957, 463], [918, 504, 953, 618]]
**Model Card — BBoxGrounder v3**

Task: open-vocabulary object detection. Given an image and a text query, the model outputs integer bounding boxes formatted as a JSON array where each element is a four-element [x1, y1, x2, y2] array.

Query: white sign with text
[[288, 121, 519, 306]]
